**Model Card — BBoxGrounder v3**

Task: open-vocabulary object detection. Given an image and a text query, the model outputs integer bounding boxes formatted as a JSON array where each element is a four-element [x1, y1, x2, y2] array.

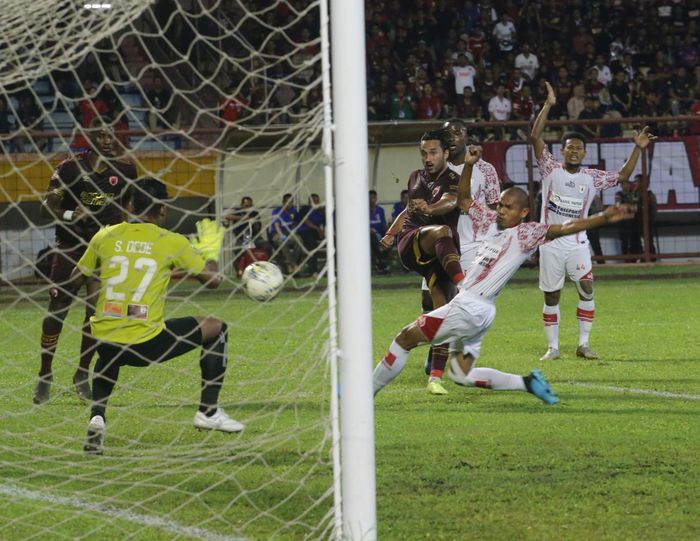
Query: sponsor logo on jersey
[[103, 302, 123, 318], [565, 180, 575, 188], [127, 304, 149, 320], [547, 193, 584, 219], [80, 191, 116, 206]]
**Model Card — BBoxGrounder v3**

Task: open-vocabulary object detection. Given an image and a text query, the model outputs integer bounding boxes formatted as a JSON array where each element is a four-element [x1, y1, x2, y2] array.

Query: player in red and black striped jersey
[[380, 130, 464, 395], [34, 120, 137, 404]]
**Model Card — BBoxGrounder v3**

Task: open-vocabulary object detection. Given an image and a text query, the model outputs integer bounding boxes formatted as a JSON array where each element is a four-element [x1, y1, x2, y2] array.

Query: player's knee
[[436, 225, 451, 238], [575, 280, 594, 301], [544, 290, 561, 306], [199, 317, 225, 344]]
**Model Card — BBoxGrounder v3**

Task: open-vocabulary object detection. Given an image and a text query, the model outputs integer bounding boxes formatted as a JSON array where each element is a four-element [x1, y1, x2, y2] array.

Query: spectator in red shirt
[[221, 91, 248, 125], [417, 83, 442, 120]]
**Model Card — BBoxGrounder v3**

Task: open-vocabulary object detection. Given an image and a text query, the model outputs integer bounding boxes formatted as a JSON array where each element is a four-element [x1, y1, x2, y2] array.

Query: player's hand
[[603, 204, 636, 224], [410, 199, 429, 214], [379, 233, 395, 249], [464, 145, 482, 166], [191, 218, 225, 262], [633, 126, 657, 149], [73, 205, 90, 222], [544, 81, 556, 107]]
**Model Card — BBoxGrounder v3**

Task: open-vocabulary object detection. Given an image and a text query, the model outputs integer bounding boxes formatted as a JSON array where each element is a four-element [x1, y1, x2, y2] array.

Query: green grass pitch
[[0, 267, 698, 540]]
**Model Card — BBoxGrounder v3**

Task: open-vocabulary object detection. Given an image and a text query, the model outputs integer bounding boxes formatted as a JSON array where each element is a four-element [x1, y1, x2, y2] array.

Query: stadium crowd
[[365, 0, 700, 136], [1, 0, 699, 152]]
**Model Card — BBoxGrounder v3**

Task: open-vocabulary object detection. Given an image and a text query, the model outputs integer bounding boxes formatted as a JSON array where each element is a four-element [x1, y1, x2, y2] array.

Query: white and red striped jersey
[[449, 158, 501, 253], [538, 147, 618, 248], [459, 201, 550, 301]]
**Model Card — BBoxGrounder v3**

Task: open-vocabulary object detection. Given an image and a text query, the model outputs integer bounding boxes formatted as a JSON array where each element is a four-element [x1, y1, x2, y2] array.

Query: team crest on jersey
[[579, 185, 585, 193], [109, 176, 118, 186], [432, 186, 440, 198]]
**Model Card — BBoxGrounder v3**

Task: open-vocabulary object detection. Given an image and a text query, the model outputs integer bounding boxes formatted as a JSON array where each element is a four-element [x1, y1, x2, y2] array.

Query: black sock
[[523, 374, 533, 393], [199, 323, 228, 416]]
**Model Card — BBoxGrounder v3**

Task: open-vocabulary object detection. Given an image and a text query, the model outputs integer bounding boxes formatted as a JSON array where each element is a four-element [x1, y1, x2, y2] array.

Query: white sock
[[465, 367, 526, 391], [577, 300, 595, 346], [543, 304, 560, 349], [373, 341, 410, 395]]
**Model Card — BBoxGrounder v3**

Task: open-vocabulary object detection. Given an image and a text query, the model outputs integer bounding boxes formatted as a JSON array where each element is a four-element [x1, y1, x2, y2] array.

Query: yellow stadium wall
[[0, 151, 218, 204]]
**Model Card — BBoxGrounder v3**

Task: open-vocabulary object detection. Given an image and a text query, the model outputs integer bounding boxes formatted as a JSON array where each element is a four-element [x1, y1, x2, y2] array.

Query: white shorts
[[417, 290, 496, 360], [538, 243, 593, 292], [420, 244, 480, 291]]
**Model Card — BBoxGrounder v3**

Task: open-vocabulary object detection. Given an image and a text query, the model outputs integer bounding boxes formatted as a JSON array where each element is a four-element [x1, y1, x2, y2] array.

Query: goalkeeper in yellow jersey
[[68, 177, 243, 455]]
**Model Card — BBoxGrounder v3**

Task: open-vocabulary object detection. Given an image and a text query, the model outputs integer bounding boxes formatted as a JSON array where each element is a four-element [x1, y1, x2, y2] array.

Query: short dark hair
[[420, 129, 450, 151], [400, 189, 408, 196], [282, 193, 293, 202], [131, 178, 169, 216], [369, 189, 377, 196], [561, 131, 587, 148], [241, 196, 253, 205]]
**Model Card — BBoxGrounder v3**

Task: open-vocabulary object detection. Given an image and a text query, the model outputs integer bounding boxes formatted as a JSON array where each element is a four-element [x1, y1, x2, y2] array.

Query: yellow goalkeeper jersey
[[77, 222, 206, 344]]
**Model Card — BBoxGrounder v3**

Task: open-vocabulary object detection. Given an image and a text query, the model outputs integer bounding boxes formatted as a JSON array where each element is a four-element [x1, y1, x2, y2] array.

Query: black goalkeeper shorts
[[96, 317, 203, 368]]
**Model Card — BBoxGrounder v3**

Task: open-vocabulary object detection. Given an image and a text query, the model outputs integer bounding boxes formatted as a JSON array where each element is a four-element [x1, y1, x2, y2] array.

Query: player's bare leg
[[448, 351, 559, 405], [575, 279, 598, 359], [373, 321, 429, 395], [35, 292, 72, 404], [417, 225, 464, 285], [426, 280, 455, 396], [540, 290, 561, 361]]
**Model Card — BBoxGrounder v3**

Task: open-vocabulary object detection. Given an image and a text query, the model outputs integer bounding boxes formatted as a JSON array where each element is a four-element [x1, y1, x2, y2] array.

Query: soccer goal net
[[0, 1, 341, 539]]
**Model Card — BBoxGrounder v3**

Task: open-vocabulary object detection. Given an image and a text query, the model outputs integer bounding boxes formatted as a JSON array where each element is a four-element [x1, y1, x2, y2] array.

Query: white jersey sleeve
[[516, 222, 550, 252], [582, 166, 619, 190], [477, 160, 501, 206], [467, 199, 497, 237], [452, 159, 501, 250], [537, 147, 562, 179]]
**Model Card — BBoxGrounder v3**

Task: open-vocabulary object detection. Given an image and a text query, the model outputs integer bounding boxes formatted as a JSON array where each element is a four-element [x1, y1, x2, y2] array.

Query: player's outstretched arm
[[530, 81, 556, 160], [617, 126, 656, 185], [380, 208, 406, 248], [457, 146, 483, 212], [546, 204, 636, 240]]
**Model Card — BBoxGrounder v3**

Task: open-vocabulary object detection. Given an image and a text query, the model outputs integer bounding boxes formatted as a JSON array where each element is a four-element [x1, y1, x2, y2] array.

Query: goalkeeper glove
[[191, 218, 225, 262]]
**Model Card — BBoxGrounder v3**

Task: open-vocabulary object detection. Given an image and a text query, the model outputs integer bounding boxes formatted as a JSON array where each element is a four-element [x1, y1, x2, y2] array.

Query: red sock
[[434, 236, 464, 284]]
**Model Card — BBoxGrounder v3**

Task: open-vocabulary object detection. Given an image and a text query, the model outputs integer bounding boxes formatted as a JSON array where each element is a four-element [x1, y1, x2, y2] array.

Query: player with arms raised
[[34, 120, 136, 404], [381, 130, 465, 395], [373, 147, 637, 401], [70, 178, 244, 455], [531, 82, 656, 360]]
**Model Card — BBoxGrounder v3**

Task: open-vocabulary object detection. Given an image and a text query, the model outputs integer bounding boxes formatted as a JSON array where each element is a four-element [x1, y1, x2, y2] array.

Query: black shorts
[[96, 317, 202, 368], [397, 228, 450, 288]]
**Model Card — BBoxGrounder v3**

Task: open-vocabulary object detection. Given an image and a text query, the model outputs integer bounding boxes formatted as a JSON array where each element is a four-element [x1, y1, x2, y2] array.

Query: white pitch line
[[0, 484, 246, 541], [568, 382, 700, 401]]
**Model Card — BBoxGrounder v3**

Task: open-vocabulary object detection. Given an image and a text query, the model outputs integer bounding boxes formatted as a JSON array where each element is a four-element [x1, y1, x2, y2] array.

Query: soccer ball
[[241, 261, 284, 302]]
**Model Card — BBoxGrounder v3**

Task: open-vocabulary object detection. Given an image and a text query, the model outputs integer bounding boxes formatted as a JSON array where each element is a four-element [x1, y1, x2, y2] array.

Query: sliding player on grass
[[532, 81, 656, 361], [381, 130, 465, 396], [69, 178, 244, 455], [423, 119, 501, 378], [373, 147, 636, 402]]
